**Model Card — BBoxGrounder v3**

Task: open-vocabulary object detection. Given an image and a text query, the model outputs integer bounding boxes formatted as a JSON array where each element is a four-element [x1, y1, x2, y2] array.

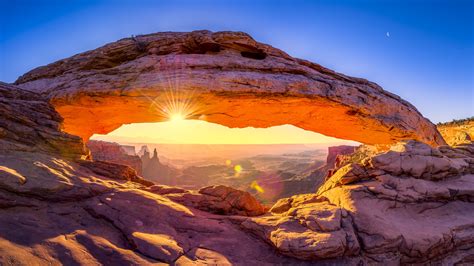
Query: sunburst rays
[[154, 86, 201, 121], [134, 56, 205, 122]]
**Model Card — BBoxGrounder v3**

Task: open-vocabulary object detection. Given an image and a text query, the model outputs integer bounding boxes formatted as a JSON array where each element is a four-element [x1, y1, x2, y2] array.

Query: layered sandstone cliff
[[87, 140, 143, 175], [294, 145, 358, 191], [0, 83, 153, 201], [0, 82, 86, 159]]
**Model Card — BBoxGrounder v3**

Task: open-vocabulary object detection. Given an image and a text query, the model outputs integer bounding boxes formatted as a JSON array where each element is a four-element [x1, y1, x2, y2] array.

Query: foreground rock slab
[[2, 53, 473, 265], [15, 31, 444, 146], [147, 184, 267, 216], [0, 85, 307, 264], [237, 141, 474, 264]]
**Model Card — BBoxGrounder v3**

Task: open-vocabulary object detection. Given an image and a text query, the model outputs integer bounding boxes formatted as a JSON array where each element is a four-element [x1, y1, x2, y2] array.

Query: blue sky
[[1, 0, 473, 123]]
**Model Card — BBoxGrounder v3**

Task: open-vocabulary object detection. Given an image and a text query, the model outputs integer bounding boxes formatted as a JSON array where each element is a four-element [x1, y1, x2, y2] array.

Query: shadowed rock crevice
[[240, 50, 267, 60], [0, 82, 87, 158]]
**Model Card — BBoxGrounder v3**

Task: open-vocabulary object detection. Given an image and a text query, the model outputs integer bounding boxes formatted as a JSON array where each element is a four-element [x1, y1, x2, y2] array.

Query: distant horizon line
[[89, 140, 360, 146]]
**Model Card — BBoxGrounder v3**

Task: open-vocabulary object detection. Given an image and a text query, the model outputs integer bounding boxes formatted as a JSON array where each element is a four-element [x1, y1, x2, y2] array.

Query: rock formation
[[146, 184, 267, 216], [140, 147, 179, 184], [87, 140, 143, 175], [0, 82, 153, 196], [137, 145, 150, 157], [1, 31, 472, 265], [438, 118, 474, 146], [0, 83, 308, 265], [242, 140, 474, 263], [325, 145, 358, 172], [14, 31, 444, 146], [2, 83, 472, 264], [120, 144, 137, 156], [86, 142, 179, 183], [0, 82, 86, 159], [293, 145, 358, 192]]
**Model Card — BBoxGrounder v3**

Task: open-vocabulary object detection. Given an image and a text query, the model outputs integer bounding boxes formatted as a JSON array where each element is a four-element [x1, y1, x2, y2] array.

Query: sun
[[170, 113, 185, 122]]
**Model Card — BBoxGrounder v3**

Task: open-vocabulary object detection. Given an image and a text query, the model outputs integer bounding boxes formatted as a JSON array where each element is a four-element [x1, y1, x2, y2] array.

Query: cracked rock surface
[[15, 30, 444, 146], [0, 82, 86, 159], [149, 184, 267, 216], [238, 141, 474, 264], [0, 84, 314, 265], [2, 48, 473, 264]]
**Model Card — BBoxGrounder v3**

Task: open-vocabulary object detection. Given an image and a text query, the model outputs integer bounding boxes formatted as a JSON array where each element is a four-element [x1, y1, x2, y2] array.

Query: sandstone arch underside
[[15, 31, 445, 146]]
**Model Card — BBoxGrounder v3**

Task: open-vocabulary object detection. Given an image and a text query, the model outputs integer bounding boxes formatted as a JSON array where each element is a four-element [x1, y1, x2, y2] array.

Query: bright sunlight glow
[[91, 120, 360, 145], [170, 113, 185, 122], [100, 58, 358, 145]]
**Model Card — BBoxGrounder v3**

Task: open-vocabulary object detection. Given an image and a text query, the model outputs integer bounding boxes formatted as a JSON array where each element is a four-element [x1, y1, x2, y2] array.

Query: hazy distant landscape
[[88, 141, 333, 203], [124, 142, 331, 167]]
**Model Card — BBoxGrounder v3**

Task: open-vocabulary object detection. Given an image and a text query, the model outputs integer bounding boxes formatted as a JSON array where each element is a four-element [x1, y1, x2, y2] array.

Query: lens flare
[[250, 172, 285, 202], [234, 164, 242, 173], [250, 181, 265, 193]]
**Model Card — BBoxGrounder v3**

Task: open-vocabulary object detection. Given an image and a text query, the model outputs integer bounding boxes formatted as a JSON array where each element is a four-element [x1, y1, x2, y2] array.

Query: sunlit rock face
[[438, 120, 474, 146], [15, 30, 444, 146], [321, 145, 358, 181], [244, 140, 474, 263], [292, 145, 358, 194], [320, 141, 474, 263]]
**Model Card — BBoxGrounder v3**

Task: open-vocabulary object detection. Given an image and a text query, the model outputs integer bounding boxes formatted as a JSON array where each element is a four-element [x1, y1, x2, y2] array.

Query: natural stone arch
[[15, 31, 445, 146]]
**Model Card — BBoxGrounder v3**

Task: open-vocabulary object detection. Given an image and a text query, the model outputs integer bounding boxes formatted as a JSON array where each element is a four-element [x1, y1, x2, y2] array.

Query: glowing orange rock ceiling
[[15, 31, 445, 146]]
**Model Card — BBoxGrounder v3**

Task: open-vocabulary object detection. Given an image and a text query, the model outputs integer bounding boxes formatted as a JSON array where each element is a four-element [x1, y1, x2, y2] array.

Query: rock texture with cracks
[[15, 30, 444, 146], [243, 141, 474, 263], [0, 82, 86, 159], [3, 31, 472, 265], [0, 84, 308, 265], [1, 83, 473, 265]]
